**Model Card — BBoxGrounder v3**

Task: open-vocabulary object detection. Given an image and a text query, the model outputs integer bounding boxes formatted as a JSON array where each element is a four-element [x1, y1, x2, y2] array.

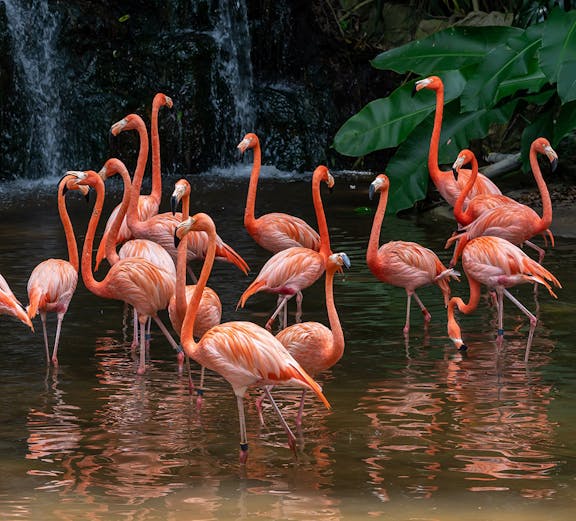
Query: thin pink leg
[[264, 387, 297, 454], [236, 395, 249, 464], [51, 312, 65, 366], [137, 320, 147, 375], [503, 288, 537, 363], [40, 312, 50, 364], [265, 295, 291, 331], [295, 291, 303, 324], [403, 293, 412, 335], [295, 389, 307, 431], [413, 291, 431, 323]]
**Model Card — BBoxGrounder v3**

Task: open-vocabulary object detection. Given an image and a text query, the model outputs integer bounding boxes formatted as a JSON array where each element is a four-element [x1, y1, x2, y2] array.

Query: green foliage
[[333, 7, 576, 213]]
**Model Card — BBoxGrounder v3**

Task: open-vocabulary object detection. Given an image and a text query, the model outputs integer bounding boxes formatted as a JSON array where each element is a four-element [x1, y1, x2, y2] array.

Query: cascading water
[[1, 0, 65, 178]]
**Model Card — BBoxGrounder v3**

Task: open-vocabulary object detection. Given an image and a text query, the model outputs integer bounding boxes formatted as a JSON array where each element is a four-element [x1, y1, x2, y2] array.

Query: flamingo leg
[[51, 312, 65, 366], [503, 288, 537, 363], [152, 316, 185, 367], [403, 293, 412, 335], [264, 387, 297, 454], [265, 295, 291, 331], [137, 319, 147, 375], [295, 291, 303, 324], [132, 309, 139, 349], [40, 311, 50, 364], [413, 291, 431, 323], [524, 240, 546, 263], [496, 288, 505, 350], [255, 385, 273, 426], [295, 389, 307, 431], [236, 394, 249, 464]]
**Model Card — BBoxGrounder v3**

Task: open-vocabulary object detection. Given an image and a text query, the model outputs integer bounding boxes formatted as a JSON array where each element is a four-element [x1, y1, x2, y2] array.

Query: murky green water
[[1, 169, 575, 520]]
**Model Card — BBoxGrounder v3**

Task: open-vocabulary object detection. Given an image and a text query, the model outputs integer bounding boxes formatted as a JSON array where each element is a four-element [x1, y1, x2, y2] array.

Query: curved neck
[[312, 173, 331, 258], [181, 225, 217, 356], [325, 267, 344, 367], [175, 192, 190, 322], [126, 120, 150, 232], [428, 84, 447, 185], [366, 186, 388, 271], [105, 168, 133, 266], [81, 179, 106, 296], [57, 185, 79, 271], [244, 141, 261, 229], [150, 97, 163, 205], [453, 155, 478, 225], [530, 145, 552, 231]]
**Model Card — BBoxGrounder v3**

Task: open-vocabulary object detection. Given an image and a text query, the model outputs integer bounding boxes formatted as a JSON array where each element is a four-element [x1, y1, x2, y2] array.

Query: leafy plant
[[333, 7, 576, 213]]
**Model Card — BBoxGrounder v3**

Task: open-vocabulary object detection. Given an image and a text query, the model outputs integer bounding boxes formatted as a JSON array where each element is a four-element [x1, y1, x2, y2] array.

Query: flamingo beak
[[171, 195, 178, 215]]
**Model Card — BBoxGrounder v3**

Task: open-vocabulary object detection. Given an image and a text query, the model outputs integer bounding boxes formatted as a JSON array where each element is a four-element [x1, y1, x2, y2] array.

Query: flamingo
[[446, 235, 561, 362], [95, 93, 173, 270], [98, 157, 177, 352], [1, 273, 33, 330], [25, 174, 88, 365], [413, 75, 501, 206], [111, 113, 249, 276], [367, 174, 459, 336], [446, 137, 558, 266], [69, 169, 178, 375], [169, 179, 222, 403], [237, 165, 334, 330], [238, 132, 320, 253], [177, 212, 331, 464], [260, 251, 350, 429]]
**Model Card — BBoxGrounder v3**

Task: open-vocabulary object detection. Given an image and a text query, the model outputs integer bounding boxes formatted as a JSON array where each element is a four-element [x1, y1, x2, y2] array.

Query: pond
[[1, 165, 575, 521]]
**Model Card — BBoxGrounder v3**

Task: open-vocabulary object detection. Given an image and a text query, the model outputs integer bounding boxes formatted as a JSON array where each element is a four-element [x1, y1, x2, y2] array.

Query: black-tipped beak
[[458, 344, 468, 352], [174, 229, 181, 249], [452, 167, 458, 176], [551, 157, 558, 172], [171, 195, 178, 215], [368, 183, 375, 200]]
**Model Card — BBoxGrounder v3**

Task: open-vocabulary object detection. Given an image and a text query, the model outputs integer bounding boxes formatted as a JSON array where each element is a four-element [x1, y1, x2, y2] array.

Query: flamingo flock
[[0, 77, 563, 463]]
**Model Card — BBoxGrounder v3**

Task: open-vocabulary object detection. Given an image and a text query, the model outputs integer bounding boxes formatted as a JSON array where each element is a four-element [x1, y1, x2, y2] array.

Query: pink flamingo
[[177, 212, 331, 464], [98, 157, 177, 352], [413, 75, 501, 206], [446, 137, 558, 266], [1, 274, 33, 330], [446, 235, 561, 362], [238, 132, 320, 253], [169, 179, 222, 402], [111, 113, 249, 277], [261, 251, 350, 429], [95, 93, 173, 270], [367, 174, 458, 336], [25, 174, 88, 365], [237, 165, 334, 330], [70, 169, 178, 375]]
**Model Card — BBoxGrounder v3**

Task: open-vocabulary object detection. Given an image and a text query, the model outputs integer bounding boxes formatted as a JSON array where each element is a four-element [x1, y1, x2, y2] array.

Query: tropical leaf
[[385, 99, 518, 214], [460, 31, 542, 112], [540, 7, 576, 103], [554, 100, 576, 143], [520, 112, 557, 172], [371, 26, 521, 75], [333, 70, 466, 157]]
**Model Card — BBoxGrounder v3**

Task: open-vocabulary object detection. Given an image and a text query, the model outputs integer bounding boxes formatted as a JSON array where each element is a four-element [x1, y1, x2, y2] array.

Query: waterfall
[[2, 0, 64, 178], [208, 0, 255, 162]]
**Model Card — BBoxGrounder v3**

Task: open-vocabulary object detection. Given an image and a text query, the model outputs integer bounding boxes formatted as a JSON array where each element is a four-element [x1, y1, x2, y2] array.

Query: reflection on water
[[1, 173, 575, 520]]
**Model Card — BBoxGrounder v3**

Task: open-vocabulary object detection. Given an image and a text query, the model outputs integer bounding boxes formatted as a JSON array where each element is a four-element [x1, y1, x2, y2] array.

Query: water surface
[[1, 167, 575, 520]]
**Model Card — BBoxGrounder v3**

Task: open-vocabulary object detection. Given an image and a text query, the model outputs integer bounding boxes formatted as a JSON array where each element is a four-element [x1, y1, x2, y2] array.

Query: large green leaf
[[540, 7, 576, 103], [371, 26, 521, 75], [460, 31, 542, 112], [333, 70, 466, 157], [554, 100, 576, 143], [520, 114, 557, 173], [385, 99, 517, 214]]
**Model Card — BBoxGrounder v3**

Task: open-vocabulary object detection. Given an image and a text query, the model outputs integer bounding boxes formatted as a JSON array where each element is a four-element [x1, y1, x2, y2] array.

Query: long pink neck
[[126, 119, 150, 234], [244, 141, 261, 230], [105, 167, 133, 266], [453, 154, 478, 225], [428, 84, 448, 187], [180, 223, 217, 358], [447, 277, 481, 343], [81, 177, 107, 297], [175, 192, 190, 323], [366, 185, 387, 272], [150, 97, 163, 206], [530, 143, 552, 232], [57, 184, 79, 271], [313, 172, 331, 259], [324, 266, 344, 367]]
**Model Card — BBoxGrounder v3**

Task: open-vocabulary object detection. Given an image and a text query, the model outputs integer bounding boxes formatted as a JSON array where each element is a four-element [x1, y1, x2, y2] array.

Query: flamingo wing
[[252, 213, 320, 252]]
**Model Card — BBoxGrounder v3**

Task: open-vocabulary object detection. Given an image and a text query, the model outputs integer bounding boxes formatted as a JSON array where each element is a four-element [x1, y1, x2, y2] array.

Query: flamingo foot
[[422, 311, 431, 323], [177, 351, 185, 365], [51, 357, 59, 367], [136, 365, 146, 376], [239, 443, 249, 464], [256, 394, 266, 426], [196, 388, 204, 411]]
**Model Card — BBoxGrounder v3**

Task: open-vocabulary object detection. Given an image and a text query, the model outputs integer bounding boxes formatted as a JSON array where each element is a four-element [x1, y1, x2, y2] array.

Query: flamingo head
[[174, 212, 215, 247], [328, 251, 351, 275], [111, 113, 144, 136], [154, 92, 173, 109], [313, 165, 335, 192], [171, 179, 190, 215], [533, 137, 558, 172], [59, 173, 89, 198], [67, 170, 103, 190], [237, 132, 258, 153], [451, 149, 474, 176], [369, 174, 389, 200], [413, 75, 442, 95], [98, 158, 129, 181]]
